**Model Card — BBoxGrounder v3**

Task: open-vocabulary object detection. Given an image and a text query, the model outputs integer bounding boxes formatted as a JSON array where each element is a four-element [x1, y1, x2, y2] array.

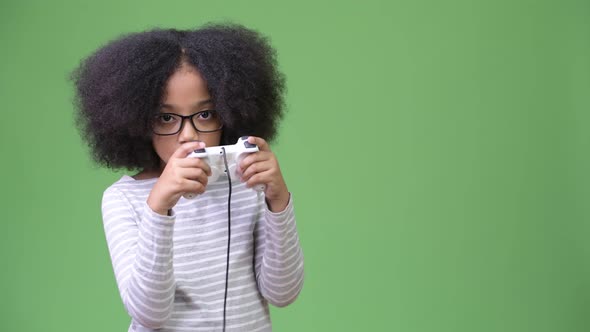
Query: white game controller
[[183, 136, 266, 199]]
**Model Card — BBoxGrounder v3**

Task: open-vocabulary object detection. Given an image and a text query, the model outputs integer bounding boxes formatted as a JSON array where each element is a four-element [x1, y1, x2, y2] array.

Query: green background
[[1, 0, 589, 331]]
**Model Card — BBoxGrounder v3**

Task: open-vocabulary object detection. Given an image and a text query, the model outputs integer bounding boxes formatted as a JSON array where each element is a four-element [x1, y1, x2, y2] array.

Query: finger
[[247, 136, 270, 152], [177, 157, 212, 176], [245, 170, 272, 189], [178, 167, 209, 186], [182, 179, 206, 196], [241, 160, 272, 182], [239, 151, 273, 173], [172, 141, 206, 159]]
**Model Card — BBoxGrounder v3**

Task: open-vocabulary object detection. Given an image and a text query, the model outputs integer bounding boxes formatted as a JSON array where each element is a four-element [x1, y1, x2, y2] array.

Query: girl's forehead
[[163, 69, 209, 100], [160, 99, 213, 111]]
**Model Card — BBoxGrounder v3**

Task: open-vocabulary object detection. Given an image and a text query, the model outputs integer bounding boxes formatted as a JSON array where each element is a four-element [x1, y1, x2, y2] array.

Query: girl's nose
[[178, 118, 200, 143]]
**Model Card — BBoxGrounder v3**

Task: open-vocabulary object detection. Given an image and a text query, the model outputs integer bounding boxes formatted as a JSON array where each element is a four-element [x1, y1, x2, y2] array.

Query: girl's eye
[[158, 114, 177, 123], [198, 111, 212, 120]]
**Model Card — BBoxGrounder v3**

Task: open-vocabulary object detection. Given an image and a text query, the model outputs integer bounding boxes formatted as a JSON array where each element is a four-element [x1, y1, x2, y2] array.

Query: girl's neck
[[132, 169, 161, 180]]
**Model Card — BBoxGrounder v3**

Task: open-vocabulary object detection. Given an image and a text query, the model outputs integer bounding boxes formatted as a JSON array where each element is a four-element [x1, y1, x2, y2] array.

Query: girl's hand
[[147, 141, 212, 215], [238, 136, 290, 212]]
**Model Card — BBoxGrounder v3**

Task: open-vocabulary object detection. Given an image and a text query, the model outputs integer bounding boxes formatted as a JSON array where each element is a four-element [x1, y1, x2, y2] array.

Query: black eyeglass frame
[[152, 110, 223, 136]]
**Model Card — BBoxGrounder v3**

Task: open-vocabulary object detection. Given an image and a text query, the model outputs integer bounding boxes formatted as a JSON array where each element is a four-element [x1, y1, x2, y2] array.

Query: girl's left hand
[[238, 136, 290, 212]]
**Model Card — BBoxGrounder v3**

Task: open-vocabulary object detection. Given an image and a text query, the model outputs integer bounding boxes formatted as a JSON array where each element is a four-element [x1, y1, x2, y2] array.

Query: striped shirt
[[101, 175, 304, 331]]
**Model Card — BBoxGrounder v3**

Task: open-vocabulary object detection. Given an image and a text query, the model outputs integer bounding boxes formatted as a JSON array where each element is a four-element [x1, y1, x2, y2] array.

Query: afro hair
[[71, 23, 286, 172]]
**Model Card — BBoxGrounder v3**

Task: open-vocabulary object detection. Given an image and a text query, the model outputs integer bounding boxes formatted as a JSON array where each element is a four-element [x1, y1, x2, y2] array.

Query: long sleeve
[[253, 194, 304, 307], [101, 187, 176, 329]]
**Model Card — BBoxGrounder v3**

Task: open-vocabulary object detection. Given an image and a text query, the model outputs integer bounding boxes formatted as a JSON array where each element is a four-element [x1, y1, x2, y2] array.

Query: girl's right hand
[[147, 142, 212, 216]]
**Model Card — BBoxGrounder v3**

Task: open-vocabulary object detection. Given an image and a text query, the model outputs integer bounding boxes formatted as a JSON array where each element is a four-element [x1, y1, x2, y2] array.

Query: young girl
[[71, 23, 304, 332]]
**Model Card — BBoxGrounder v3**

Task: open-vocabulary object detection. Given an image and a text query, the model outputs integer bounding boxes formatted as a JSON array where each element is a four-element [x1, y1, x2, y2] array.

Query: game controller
[[183, 136, 266, 199]]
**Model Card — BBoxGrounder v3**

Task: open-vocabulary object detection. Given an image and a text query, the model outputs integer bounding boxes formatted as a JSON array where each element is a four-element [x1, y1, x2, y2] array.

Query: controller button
[[194, 148, 206, 153], [244, 142, 256, 148]]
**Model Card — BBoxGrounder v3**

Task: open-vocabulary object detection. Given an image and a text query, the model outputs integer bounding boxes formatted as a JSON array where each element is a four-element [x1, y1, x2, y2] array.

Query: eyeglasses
[[152, 110, 223, 135]]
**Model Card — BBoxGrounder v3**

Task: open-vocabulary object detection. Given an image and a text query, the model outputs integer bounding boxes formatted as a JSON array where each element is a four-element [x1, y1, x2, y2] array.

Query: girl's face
[[152, 65, 222, 169]]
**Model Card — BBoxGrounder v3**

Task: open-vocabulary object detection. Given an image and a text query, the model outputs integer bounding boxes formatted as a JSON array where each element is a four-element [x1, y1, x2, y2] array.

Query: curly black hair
[[71, 23, 286, 171]]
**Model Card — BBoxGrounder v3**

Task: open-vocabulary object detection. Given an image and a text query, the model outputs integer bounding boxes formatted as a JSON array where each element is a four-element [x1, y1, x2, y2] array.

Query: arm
[[239, 136, 304, 306], [253, 194, 305, 307], [100, 142, 211, 327], [101, 187, 176, 328]]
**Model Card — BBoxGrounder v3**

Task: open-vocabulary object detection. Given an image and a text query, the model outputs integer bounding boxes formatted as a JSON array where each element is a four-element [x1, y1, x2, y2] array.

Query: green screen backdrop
[[1, 0, 589, 331]]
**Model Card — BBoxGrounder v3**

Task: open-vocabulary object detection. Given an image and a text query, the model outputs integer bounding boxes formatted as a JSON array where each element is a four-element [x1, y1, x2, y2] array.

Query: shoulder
[[101, 175, 161, 226], [102, 175, 157, 209]]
